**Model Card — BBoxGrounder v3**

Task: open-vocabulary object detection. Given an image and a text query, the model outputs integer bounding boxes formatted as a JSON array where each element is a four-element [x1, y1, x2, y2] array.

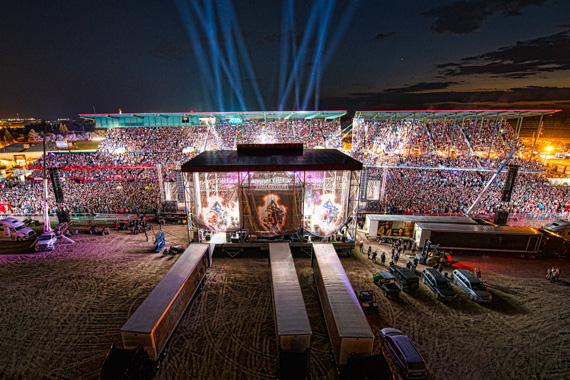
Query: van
[[421, 268, 456, 301], [380, 328, 426, 379], [0, 217, 36, 241], [452, 269, 492, 303]]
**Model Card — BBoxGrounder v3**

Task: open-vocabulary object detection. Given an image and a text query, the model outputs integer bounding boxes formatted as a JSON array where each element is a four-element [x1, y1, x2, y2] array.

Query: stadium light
[[543, 146, 553, 165]]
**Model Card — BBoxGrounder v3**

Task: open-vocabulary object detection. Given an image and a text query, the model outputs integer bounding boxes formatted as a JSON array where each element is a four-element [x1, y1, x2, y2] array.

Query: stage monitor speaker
[[494, 210, 509, 226], [49, 169, 64, 203], [501, 165, 519, 202], [57, 210, 71, 224]]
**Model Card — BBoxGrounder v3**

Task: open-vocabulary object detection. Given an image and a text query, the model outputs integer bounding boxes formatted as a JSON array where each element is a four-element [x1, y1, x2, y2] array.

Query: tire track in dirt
[[159, 259, 274, 379]]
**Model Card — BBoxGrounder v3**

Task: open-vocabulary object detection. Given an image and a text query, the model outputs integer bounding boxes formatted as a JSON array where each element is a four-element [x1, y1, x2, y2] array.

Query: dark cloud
[[555, 24, 570, 29], [375, 31, 396, 39], [438, 31, 570, 78], [423, 0, 490, 34], [383, 81, 458, 93], [321, 85, 570, 113], [423, 0, 548, 34]]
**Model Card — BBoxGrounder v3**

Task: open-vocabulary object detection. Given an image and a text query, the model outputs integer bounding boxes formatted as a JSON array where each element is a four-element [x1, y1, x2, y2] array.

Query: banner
[[200, 195, 239, 232], [312, 193, 343, 235], [241, 189, 300, 236]]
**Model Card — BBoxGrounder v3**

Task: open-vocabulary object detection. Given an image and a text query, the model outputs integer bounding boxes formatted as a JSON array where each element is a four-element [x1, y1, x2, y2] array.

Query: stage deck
[[206, 233, 354, 255]]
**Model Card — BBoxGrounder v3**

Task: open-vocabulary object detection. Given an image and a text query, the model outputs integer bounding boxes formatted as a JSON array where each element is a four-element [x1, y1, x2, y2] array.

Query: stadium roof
[[354, 109, 561, 121], [181, 144, 362, 173], [0, 142, 58, 153], [79, 110, 346, 128], [416, 223, 542, 235]]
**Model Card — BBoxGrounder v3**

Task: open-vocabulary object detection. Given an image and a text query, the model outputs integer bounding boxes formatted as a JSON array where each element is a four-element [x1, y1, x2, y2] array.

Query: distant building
[[0, 118, 39, 129]]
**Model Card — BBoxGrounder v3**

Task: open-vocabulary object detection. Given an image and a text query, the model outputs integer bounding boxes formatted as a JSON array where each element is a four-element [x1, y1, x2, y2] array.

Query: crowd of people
[[0, 179, 159, 215], [353, 118, 515, 159], [1, 117, 568, 217], [365, 168, 568, 215]]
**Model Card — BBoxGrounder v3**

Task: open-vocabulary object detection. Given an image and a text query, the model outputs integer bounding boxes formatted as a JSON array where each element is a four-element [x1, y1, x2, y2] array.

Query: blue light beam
[[187, 0, 249, 111], [174, 0, 216, 110], [302, 0, 335, 110], [278, 1, 323, 110], [223, 0, 266, 111], [278, 0, 294, 105]]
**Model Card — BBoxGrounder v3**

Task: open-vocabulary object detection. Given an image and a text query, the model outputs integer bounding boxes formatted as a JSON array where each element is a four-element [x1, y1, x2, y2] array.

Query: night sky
[[2, 0, 570, 125]]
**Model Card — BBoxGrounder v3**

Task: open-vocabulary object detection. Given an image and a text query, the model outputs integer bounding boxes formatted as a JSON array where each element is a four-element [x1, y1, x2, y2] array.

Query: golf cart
[[356, 290, 379, 314], [373, 271, 401, 297]]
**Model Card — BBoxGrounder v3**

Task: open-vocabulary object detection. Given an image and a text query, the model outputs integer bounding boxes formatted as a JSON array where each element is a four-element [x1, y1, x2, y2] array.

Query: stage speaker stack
[[163, 201, 178, 213], [501, 165, 519, 202], [494, 210, 509, 226], [49, 169, 64, 203], [175, 171, 185, 202], [56, 210, 71, 224]]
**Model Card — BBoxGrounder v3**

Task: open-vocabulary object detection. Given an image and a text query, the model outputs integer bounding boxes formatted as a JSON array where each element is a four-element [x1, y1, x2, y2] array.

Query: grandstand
[[0, 109, 568, 227]]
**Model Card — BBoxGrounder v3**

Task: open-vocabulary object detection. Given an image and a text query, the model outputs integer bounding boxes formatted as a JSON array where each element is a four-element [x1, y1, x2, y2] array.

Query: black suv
[[389, 265, 420, 292], [421, 268, 456, 301]]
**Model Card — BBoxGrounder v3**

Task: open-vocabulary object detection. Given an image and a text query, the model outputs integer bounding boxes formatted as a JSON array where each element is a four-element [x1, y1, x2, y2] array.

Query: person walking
[[550, 269, 556, 283], [145, 230, 148, 242], [359, 241, 364, 253], [367, 246, 372, 259], [475, 267, 481, 279], [372, 250, 378, 263], [380, 252, 385, 265]]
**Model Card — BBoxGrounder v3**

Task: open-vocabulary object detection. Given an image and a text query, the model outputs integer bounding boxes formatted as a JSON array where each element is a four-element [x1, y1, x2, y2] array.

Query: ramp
[[269, 243, 312, 379], [312, 243, 374, 366], [121, 243, 210, 360]]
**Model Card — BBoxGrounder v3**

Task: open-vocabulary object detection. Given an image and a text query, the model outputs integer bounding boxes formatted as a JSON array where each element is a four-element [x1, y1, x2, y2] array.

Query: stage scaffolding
[[181, 144, 362, 242]]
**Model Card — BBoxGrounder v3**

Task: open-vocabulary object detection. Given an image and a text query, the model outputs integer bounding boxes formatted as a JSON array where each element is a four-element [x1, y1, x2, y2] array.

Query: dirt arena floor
[[1, 224, 569, 379]]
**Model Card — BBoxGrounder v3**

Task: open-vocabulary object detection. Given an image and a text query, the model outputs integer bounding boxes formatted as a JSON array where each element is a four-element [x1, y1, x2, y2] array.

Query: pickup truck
[[36, 232, 57, 251]]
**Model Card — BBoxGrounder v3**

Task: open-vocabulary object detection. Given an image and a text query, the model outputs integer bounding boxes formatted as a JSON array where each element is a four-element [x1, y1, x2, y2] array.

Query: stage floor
[[205, 232, 355, 257]]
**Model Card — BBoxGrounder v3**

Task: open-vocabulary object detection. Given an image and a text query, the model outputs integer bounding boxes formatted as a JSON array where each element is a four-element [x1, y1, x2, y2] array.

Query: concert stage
[[203, 232, 356, 257], [181, 143, 362, 245]]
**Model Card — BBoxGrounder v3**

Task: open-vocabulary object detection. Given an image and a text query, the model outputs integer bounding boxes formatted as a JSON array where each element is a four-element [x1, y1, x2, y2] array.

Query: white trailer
[[365, 214, 476, 238], [312, 243, 374, 366], [121, 244, 209, 360], [269, 243, 312, 379]]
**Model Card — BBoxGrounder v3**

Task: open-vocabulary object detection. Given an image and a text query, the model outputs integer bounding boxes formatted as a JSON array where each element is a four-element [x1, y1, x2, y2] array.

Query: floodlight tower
[[42, 135, 51, 232]]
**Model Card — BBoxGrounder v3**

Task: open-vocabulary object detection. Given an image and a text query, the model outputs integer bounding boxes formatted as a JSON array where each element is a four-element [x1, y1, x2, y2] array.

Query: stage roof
[[181, 148, 363, 173], [354, 109, 561, 121], [79, 110, 346, 128]]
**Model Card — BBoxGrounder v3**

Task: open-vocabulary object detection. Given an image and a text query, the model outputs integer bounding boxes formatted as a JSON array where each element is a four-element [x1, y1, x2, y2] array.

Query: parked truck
[[0, 217, 36, 241], [414, 223, 570, 259]]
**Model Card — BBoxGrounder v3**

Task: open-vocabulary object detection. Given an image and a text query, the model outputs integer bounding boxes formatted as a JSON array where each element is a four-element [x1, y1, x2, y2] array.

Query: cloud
[[383, 81, 458, 93], [423, 0, 548, 34], [375, 31, 396, 39], [437, 30, 570, 78], [321, 85, 570, 113]]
